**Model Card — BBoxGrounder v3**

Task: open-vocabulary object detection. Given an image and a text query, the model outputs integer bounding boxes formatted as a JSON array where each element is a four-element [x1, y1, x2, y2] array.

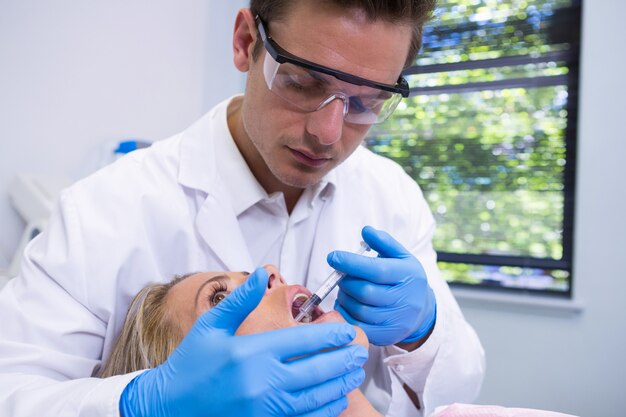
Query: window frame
[[391, 1, 582, 298]]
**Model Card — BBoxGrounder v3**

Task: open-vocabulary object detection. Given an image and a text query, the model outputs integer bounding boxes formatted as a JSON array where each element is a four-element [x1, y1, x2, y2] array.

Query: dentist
[[0, 1, 484, 416]]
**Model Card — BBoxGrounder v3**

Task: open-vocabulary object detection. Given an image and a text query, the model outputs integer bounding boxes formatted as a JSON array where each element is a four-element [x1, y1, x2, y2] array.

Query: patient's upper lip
[[288, 285, 312, 302]]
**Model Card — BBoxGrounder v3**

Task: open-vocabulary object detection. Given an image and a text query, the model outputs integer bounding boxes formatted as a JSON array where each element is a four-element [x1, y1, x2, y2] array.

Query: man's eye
[[285, 75, 325, 93], [286, 78, 306, 91], [211, 291, 228, 306], [349, 97, 369, 113]]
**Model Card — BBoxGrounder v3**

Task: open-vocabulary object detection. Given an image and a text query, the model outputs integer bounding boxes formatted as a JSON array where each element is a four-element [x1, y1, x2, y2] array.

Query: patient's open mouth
[[291, 293, 322, 323]]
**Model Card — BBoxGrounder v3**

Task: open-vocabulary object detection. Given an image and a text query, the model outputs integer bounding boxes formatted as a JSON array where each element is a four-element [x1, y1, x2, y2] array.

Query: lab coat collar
[[177, 96, 254, 271], [213, 110, 269, 217], [177, 99, 227, 193]]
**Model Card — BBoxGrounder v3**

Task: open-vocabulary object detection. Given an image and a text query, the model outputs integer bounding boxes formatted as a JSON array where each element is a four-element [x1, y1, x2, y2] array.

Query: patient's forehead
[[174, 271, 246, 290]]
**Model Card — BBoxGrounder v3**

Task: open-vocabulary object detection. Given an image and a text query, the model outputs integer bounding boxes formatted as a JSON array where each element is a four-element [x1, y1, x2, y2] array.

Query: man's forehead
[[267, 4, 411, 85]]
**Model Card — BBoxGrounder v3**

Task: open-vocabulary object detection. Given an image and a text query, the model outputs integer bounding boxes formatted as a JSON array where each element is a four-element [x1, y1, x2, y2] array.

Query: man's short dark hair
[[250, 0, 436, 68]]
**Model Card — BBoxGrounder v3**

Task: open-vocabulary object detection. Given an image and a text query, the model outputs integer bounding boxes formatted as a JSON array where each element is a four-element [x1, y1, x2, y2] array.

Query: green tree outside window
[[366, 0, 580, 295]]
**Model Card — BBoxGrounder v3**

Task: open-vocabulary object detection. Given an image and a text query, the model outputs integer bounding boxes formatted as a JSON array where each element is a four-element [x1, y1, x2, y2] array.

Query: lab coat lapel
[[195, 190, 254, 273], [177, 99, 254, 272]]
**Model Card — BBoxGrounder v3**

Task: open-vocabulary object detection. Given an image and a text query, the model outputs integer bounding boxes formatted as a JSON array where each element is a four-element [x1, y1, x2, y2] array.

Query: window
[[365, 0, 582, 297]]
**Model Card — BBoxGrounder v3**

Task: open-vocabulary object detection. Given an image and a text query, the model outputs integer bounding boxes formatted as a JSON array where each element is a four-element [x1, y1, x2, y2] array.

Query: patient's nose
[[264, 264, 285, 289]]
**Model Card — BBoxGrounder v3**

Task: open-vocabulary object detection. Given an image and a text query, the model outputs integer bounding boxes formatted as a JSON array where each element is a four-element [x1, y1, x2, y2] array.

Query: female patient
[[98, 265, 381, 417]]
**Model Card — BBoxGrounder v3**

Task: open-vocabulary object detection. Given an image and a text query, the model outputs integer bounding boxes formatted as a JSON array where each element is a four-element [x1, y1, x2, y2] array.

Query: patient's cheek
[[316, 310, 369, 350], [235, 316, 259, 336], [234, 304, 287, 336]]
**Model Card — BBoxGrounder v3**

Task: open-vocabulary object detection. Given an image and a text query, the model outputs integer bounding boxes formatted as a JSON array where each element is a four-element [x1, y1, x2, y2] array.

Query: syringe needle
[[295, 241, 371, 323]]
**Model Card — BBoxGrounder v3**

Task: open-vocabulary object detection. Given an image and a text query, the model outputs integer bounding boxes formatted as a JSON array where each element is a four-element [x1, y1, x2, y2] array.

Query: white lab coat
[[0, 97, 485, 417]]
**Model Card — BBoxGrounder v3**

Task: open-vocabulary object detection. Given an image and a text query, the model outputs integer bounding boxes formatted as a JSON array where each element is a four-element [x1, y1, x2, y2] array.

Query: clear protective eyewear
[[256, 16, 409, 125]]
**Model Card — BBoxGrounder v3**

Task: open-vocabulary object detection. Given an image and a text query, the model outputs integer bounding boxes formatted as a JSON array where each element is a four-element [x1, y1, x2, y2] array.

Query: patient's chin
[[316, 310, 369, 350], [234, 304, 369, 351], [352, 326, 369, 350]]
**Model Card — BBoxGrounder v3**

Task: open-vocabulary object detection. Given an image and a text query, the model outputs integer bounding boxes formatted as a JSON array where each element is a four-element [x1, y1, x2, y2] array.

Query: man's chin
[[272, 164, 335, 189]]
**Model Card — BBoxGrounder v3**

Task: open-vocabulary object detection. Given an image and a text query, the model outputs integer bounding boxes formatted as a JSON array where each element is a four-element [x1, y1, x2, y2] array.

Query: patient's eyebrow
[[194, 274, 229, 308]]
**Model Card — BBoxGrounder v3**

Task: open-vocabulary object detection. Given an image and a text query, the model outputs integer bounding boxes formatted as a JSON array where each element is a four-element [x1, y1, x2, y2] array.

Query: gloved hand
[[120, 267, 368, 417], [328, 226, 437, 347]]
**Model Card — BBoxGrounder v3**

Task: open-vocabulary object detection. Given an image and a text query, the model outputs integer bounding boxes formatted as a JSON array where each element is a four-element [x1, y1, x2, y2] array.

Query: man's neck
[[227, 97, 304, 214]]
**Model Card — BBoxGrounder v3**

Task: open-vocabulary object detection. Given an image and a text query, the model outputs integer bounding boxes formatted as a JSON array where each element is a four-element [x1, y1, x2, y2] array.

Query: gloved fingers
[[338, 276, 396, 307], [194, 266, 268, 334], [338, 273, 429, 307], [246, 322, 356, 361], [289, 397, 349, 417], [334, 301, 360, 326], [336, 291, 394, 326], [337, 299, 413, 346], [281, 344, 368, 391], [361, 225, 413, 259], [281, 368, 364, 415], [327, 250, 398, 284], [334, 302, 385, 340]]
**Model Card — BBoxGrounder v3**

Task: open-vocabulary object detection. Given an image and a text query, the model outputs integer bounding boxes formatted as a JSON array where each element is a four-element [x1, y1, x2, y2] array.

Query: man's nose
[[305, 97, 345, 145], [264, 265, 286, 289]]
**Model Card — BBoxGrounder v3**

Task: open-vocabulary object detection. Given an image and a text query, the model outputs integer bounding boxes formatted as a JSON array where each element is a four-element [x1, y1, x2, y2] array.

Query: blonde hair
[[97, 275, 189, 378]]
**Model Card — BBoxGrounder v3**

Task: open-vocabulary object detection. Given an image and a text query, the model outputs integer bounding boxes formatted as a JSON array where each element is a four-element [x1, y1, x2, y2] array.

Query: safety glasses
[[256, 16, 409, 125]]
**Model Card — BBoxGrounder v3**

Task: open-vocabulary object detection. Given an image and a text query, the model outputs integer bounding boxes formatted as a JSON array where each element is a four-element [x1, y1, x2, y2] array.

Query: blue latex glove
[[328, 226, 437, 347], [120, 267, 368, 417]]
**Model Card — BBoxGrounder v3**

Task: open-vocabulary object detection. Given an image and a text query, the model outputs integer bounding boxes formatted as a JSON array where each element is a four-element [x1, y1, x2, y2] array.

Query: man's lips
[[289, 148, 332, 168]]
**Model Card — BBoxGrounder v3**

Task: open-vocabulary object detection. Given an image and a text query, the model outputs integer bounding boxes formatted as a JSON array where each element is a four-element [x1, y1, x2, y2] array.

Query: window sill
[[452, 287, 584, 315]]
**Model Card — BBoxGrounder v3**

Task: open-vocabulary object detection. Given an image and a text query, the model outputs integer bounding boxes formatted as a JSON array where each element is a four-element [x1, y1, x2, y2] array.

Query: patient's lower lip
[[314, 310, 341, 324]]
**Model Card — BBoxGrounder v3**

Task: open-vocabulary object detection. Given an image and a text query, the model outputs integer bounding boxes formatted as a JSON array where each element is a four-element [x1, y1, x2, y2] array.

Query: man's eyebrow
[[308, 69, 332, 85], [194, 274, 229, 308]]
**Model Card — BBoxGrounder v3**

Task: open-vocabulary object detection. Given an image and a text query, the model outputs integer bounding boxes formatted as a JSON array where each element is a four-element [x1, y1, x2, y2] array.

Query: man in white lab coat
[[0, 1, 485, 416]]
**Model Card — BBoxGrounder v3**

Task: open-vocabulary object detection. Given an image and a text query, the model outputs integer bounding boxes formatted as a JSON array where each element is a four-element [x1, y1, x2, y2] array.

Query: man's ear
[[233, 8, 258, 72]]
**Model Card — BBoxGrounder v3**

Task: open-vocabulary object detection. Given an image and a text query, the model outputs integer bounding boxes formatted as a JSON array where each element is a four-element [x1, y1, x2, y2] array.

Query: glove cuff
[[401, 303, 437, 344]]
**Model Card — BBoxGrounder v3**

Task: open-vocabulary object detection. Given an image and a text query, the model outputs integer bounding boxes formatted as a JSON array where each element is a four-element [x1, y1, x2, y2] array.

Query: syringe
[[295, 241, 371, 323]]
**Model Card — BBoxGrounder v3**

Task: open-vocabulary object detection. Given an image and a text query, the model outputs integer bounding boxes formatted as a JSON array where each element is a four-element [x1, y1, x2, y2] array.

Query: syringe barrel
[[295, 294, 321, 322], [313, 269, 345, 300], [313, 241, 371, 301]]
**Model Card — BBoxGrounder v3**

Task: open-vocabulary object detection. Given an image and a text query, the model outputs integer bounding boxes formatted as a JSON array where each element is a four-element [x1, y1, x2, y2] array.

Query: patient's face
[[166, 265, 368, 348]]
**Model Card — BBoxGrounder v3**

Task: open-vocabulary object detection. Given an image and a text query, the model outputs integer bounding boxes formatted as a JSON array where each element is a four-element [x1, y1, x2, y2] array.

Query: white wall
[[458, 1, 626, 416], [0, 0, 246, 268], [1, 1, 624, 416]]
